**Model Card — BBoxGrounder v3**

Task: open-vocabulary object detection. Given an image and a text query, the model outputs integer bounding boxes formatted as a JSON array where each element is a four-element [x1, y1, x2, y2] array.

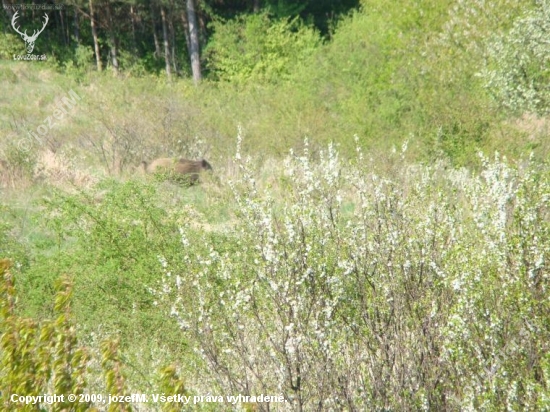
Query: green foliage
[[293, 0, 499, 163], [36, 179, 190, 341], [0, 204, 29, 270], [63, 45, 95, 79], [264, 0, 307, 18], [2, 0, 547, 170], [0, 33, 22, 60], [0, 261, 91, 412], [0, 259, 190, 411], [206, 13, 320, 83], [482, 0, 550, 115], [101, 339, 131, 412], [158, 365, 187, 412]]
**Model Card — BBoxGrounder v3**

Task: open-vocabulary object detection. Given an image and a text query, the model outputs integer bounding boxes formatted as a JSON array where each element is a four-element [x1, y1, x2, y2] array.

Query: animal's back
[[141, 157, 212, 184], [146, 158, 175, 173]]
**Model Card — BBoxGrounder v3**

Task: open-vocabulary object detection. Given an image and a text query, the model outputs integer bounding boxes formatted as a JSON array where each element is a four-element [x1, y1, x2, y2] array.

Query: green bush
[[63, 45, 95, 79], [0, 259, 187, 411], [0, 33, 22, 59], [0, 264, 91, 412], [205, 13, 320, 83], [0, 205, 29, 271], [34, 179, 191, 344]]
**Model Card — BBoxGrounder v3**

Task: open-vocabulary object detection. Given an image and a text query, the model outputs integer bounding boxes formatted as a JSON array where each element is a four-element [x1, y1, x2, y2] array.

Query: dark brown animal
[[141, 158, 212, 184]]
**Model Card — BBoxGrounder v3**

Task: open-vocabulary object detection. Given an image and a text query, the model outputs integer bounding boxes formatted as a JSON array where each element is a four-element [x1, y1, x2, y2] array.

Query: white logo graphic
[[11, 11, 49, 54]]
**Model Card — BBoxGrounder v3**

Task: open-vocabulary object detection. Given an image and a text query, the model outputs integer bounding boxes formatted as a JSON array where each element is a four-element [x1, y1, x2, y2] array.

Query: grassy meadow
[[1, 0, 550, 410]]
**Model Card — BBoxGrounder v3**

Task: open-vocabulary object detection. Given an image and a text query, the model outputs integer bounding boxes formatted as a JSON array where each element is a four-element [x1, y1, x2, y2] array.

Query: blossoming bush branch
[[161, 137, 549, 411]]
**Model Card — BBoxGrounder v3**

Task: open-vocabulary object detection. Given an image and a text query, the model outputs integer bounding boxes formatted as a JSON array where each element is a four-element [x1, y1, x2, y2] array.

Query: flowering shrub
[[482, 0, 550, 114], [162, 138, 550, 410]]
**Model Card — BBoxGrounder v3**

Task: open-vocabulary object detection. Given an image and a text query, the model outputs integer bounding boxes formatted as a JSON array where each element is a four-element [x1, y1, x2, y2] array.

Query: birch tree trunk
[[89, 0, 102, 71], [169, 9, 178, 74], [150, 3, 161, 59], [106, 3, 119, 73], [186, 0, 201, 84], [160, 6, 172, 79]]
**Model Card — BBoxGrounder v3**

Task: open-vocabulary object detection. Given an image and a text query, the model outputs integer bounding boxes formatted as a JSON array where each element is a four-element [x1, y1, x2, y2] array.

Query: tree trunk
[[130, 5, 137, 50], [169, 12, 178, 74], [180, 10, 190, 57], [59, 10, 68, 45], [89, 0, 102, 71], [186, 0, 201, 84], [160, 6, 172, 79], [151, 3, 161, 59], [253, 0, 260, 12], [106, 3, 119, 73], [74, 9, 80, 45]]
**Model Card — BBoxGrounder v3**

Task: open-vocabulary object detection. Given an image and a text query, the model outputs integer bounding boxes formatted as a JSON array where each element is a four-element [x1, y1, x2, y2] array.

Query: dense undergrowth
[[2, 140, 550, 410]]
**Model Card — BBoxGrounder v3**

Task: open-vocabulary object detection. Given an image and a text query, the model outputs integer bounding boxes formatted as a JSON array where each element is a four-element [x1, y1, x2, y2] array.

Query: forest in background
[[1, 0, 360, 80], [1, 0, 550, 411]]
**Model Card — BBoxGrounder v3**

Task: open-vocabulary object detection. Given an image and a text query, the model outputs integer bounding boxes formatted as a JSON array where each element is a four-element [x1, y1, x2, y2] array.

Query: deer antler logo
[[11, 11, 49, 54]]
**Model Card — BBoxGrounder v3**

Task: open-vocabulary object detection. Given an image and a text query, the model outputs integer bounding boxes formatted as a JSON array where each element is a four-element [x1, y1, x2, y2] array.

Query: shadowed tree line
[[1, 0, 359, 80]]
